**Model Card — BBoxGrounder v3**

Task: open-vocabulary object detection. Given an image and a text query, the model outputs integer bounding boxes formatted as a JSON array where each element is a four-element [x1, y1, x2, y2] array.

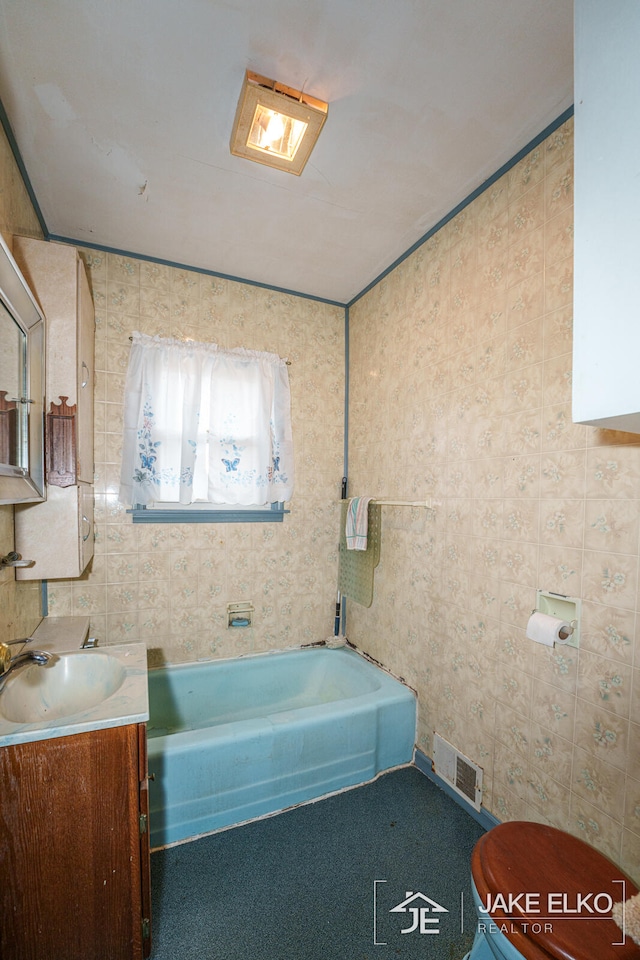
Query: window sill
[[127, 504, 289, 524]]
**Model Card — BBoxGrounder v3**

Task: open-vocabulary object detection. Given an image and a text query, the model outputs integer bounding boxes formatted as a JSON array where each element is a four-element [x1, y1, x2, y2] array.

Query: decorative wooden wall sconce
[[46, 396, 77, 487]]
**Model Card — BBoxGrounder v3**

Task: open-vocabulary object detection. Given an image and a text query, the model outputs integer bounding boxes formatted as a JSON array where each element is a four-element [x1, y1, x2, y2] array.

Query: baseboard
[[414, 748, 501, 833]]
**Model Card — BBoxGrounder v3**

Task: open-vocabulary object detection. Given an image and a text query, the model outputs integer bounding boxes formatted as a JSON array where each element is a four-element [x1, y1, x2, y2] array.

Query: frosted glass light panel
[[248, 106, 308, 161]]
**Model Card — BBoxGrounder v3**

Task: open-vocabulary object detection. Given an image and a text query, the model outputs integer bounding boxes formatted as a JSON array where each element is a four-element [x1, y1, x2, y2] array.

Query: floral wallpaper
[[0, 122, 44, 645], [45, 252, 345, 665], [347, 118, 640, 883]]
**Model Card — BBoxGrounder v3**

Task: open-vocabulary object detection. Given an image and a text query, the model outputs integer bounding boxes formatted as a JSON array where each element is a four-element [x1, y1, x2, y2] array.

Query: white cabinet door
[[573, 0, 640, 432], [15, 483, 94, 580], [78, 480, 94, 575]]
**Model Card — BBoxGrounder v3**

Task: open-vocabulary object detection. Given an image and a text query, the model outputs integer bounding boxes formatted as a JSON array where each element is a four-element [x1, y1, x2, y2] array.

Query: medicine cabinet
[[0, 232, 45, 504]]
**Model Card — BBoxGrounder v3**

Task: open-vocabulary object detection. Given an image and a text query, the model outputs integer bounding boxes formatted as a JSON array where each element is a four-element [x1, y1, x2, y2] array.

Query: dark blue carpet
[[150, 766, 484, 959]]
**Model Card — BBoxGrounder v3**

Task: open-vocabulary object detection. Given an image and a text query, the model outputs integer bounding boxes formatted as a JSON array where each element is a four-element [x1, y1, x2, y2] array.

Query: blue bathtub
[[147, 646, 416, 847]]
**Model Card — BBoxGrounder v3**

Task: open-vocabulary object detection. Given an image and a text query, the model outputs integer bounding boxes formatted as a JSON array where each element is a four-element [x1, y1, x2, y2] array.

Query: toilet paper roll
[[526, 611, 573, 647]]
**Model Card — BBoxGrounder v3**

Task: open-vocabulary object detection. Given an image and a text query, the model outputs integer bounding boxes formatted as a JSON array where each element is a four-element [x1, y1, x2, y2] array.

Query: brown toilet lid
[[472, 821, 640, 960]]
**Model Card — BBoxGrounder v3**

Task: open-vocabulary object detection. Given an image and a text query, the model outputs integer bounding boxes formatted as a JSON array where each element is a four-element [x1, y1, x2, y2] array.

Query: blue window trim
[[127, 502, 288, 523]]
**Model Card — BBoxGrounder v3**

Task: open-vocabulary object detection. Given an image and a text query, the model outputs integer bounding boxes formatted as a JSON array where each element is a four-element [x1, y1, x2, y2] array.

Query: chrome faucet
[[0, 639, 54, 687]]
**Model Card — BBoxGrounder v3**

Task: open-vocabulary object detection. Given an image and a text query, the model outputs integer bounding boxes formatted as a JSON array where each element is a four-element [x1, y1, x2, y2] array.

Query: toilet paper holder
[[532, 590, 581, 648]]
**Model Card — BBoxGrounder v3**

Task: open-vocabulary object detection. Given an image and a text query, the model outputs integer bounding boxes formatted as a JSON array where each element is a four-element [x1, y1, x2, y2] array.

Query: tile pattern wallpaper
[[347, 118, 640, 882], [45, 253, 345, 666], [0, 122, 44, 645]]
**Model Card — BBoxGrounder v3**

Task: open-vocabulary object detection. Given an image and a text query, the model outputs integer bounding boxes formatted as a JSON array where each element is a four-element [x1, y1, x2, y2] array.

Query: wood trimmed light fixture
[[230, 70, 328, 176]]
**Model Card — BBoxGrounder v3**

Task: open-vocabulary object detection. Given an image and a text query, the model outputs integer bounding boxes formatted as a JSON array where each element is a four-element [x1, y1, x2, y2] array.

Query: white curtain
[[119, 332, 294, 506]]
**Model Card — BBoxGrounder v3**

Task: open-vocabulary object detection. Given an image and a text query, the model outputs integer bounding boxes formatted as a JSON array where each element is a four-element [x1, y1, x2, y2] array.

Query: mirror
[[0, 233, 45, 504]]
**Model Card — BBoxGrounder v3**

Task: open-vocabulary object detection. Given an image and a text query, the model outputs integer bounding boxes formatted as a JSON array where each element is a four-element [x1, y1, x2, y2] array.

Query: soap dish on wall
[[227, 601, 254, 628], [535, 590, 581, 648]]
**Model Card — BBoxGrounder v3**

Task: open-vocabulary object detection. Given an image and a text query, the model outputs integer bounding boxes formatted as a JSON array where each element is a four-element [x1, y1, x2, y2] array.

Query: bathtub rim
[[146, 643, 417, 743], [147, 641, 416, 695]]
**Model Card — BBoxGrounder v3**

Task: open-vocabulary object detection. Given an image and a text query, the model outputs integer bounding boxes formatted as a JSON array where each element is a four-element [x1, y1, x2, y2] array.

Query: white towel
[[346, 497, 372, 550]]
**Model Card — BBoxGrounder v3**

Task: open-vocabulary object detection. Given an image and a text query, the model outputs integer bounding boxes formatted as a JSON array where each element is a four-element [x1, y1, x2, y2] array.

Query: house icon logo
[[389, 890, 449, 935]]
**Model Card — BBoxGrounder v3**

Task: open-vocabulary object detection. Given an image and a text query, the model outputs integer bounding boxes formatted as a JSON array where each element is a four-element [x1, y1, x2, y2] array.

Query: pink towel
[[346, 497, 372, 550]]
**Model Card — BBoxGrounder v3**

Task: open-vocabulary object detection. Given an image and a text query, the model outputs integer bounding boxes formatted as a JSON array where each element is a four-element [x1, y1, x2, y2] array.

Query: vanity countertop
[[0, 617, 149, 748]]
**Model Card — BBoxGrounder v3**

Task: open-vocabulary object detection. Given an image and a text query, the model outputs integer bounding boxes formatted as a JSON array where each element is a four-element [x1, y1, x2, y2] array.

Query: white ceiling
[[0, 1, 573, 305]]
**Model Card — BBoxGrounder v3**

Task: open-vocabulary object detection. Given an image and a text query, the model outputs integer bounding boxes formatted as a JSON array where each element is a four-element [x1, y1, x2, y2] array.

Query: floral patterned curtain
[[119, 332, 294, 506]]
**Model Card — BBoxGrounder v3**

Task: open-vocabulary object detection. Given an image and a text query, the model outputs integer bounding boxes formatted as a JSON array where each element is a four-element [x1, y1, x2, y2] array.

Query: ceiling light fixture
[[230, 70, 328, 176]]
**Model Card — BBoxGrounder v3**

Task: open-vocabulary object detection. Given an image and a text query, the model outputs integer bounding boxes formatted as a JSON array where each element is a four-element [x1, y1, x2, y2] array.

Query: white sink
[[0, 652, 127, 723]]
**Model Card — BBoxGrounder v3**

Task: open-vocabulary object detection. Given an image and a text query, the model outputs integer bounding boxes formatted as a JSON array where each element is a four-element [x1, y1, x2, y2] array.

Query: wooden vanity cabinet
[[0, 723, 151, 960]]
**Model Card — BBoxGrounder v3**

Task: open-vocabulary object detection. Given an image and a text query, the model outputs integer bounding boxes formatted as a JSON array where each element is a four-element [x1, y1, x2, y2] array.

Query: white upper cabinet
[[572, 0, 640, 432], [13, 238, 96, 580]]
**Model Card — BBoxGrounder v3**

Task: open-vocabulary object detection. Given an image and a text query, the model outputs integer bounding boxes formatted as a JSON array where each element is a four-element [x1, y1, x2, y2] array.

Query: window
[[120, 332, 294, 522]]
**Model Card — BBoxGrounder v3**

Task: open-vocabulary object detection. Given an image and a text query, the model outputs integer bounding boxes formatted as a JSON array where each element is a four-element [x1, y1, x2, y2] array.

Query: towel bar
[[339, 498, 438, 509]]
